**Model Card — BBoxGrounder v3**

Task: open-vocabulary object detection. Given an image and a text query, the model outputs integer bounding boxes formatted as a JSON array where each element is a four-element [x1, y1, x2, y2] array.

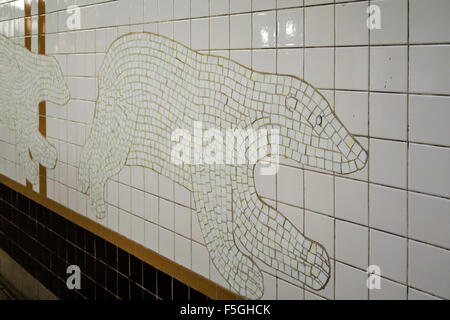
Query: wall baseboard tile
[[0, 176, 238, 300]]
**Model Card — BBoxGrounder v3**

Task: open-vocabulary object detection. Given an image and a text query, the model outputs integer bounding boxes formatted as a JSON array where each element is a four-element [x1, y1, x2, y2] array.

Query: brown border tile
[[24, 0, 32, 190], [38, 0, 46, 196]]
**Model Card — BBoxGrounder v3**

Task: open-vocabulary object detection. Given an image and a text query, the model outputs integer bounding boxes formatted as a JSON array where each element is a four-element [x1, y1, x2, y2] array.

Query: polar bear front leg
[[232, 165, 331, 291], [16, 129, 39, 185], [192, 165, 264, 299], [79, 97, 137, 218], [80, 126, 133, 218]]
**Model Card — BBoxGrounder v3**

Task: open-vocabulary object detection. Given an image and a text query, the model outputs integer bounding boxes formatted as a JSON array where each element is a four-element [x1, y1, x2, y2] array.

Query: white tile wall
[[335, 262, 368, 300], [408, 241, 450, 300], [336, 220, 368, 269], [409, 95, 450, 146], [369, 184, 407, 236], [410, 45, 450, 94], [408, 193, 450, 249], [370, 0, 407, 45], [0, 0, 448, 300], [335, 1, 368, 46], [409, 0, 450, 44], [370, 230, 407, 283]]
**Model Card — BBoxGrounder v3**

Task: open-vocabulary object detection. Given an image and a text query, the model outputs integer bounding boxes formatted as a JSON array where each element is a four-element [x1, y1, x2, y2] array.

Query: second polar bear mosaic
[[0, 34, 70, 185], [79, 33, 368, 299]]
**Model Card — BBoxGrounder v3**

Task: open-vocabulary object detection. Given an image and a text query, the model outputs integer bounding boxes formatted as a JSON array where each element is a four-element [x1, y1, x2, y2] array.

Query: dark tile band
[[0, 182, 209, 300]]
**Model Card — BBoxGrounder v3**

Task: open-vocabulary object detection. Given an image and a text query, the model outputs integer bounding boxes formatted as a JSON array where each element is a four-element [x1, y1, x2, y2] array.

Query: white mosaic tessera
[[0, 34, 70, 185], [79, 33, 368, 299]]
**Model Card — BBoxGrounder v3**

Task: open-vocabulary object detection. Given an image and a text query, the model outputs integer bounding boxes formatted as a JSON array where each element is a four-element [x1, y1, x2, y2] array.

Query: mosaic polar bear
[[0, 34, 70, 185], [79, 33, 368, 299]]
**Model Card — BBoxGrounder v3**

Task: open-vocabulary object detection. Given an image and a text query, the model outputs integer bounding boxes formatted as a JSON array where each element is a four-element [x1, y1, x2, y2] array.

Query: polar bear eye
[[316, 115, 323, 127]]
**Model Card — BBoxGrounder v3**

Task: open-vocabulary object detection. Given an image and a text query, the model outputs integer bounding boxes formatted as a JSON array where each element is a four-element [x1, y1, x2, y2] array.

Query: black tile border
[[0, 182, 209, 301]]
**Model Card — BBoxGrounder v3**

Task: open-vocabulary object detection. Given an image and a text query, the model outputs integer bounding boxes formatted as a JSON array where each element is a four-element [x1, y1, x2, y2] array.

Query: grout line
[[274, 0, 280, 301], [24, 0, 32, 190], [37, 43, 450, 53], [406, 0, 411, 300], [367, 0, 371, 300], [302, 0, 306, 301], [332, 0, 337, 301]]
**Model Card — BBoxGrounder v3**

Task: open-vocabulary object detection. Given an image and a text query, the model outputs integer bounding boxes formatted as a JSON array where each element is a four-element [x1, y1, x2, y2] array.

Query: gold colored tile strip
[[24, 0, 32, 190], [38, 0, 46, 197], [0, 174, 239, 300], [24, 0, 31, 50]]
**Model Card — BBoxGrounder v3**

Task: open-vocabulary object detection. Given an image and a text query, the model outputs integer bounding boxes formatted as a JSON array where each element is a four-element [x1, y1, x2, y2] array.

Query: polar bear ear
[[285, 96, 297, 110]]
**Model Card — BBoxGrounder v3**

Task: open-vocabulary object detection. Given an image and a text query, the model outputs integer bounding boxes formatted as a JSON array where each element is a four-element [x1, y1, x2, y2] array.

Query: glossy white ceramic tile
[[369, 184, 407, 236], [191, 0, 209, 18], [230, 14, 251, 48], [277, 8, 303, 47], [370, 0, 408, 45], [410, 45, 450, 94], [335, 1, 368, 46], [173, 0, 190, 20], [335, 220, 368, 269], [408, 192, 450, 249], [305, 211, 334, 258], [408, 144, 450, 198], [304, 48, 334, 88], [410, 0, 450, 44], [253, 0, 277, 12], [370, 46, 408, 92], [278, 0, 303, 9], [369, 93, 407, 141], [370, 139, 407, 189], [409, 95, 450, 146], [335, 262, 368, 300], [370, 230, 407, 283], [304, 171, 334, 216], [230, 0, 251, 14], [335, 47, 369, 91], [174, 234, 191, 269], [335, 91, 368, 136], [335, 178, 368, 225], [277, 48, 303, 78], [276, 165, 303, 207], [408, 241, 450, 299], [304, 5, 333, 47], [253, 11, 277, 48], [277, 278, 303, 300], [408, 288, 441, 301], [369, 278, 407, 300]]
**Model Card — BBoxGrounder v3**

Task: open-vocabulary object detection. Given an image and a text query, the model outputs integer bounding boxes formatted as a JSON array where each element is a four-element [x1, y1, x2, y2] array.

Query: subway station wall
[[0, 0, 449, 300]]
